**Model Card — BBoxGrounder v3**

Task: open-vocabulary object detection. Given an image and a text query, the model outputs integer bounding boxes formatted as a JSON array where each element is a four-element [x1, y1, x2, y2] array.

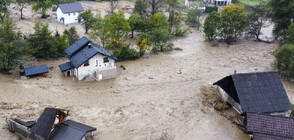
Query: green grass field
[[239, 0, 269, 6]]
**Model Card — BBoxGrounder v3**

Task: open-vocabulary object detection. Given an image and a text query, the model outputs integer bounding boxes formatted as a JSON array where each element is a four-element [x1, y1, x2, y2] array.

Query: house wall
[[206, 0, 232, 5], [217, 86, 243, 114], [76, 53, 116, 80], [57, 8, 80, 24]]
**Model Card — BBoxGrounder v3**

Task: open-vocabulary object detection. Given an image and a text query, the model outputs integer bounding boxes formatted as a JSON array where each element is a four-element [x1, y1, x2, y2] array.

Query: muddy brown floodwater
[[2, 27, 293, 140]]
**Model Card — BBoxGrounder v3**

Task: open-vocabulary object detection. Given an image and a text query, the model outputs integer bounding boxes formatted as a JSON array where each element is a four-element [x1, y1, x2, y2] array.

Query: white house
[[59, 37, 119, 81], [205, 0, 232, 6], [57, 2, 84, 25]]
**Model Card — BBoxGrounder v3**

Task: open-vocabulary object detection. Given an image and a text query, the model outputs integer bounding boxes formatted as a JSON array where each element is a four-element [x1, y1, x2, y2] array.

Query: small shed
[[213, 71, 292, 119], [20, 65, 49, 79], [245, 112, 294, 140]]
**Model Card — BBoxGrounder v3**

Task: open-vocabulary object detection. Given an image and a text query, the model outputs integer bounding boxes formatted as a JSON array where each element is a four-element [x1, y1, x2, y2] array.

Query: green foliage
[[51, 0, 76, 5], [54, 33, 69, 56], [269, 0, 294, 36], [147, 0, 165, 15], [113, 45, 139, 61], [78, 10, 96, 34], [246, 5, 267, 40], [282, 22, 294, 44], [0, 17, 25, 72], [128, 13, 143, 38], [150, 28, 170, 52], [205, 6, 218, 13], [64, 27, 79, 45], [220, 4, 248, 44], [136, 33, 151, 56], [95, 0, 101, 2], [168, 9, 189, 36], [186, 9, 202, 28], [134, 0, 148, 19], [0, 0, 11, 21], [29, 22, 60, 58], [203, 11, 222, 40], [274, 44, 294, 79], [91, 10, 131, 49], [32, 0, 52, 18]]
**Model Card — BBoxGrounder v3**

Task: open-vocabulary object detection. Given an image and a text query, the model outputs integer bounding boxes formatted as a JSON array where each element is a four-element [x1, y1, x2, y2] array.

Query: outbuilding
[[20, 65, 49, 79], [57, 2, 84, 25], [213, 71, 292, 120]]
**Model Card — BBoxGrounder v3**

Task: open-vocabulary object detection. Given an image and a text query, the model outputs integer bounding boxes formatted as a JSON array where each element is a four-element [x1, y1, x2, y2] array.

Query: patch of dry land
[[1, 1, 294, 140]]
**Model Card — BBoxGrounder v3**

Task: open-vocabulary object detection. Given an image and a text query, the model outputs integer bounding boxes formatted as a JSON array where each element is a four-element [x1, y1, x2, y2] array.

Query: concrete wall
[[206, 0, 232, 5], [76, 53, 116, 80], [217, 86, 243, 114], [57, 8, 81, 24], [95, 68, 117, 81]]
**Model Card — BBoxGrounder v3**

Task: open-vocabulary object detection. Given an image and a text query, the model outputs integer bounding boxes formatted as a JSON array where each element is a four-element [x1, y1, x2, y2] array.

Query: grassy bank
[[239, 0, 269, 6]]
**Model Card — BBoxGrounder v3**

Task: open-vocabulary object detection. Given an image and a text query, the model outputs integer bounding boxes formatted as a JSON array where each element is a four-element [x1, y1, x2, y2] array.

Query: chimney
[[88, 43, 91, 48]]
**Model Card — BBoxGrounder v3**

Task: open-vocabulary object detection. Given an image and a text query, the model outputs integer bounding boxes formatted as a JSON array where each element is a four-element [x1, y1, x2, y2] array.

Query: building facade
[[206, 0, 232, 6]]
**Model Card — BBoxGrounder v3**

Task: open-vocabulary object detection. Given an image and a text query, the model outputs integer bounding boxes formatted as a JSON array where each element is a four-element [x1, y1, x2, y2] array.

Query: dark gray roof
[[246, 113, 294, 139], [252, 133, 294, 140], [65, 36, 118, 68], [30, 108, 57, 139], [49, 120, 96, 140], [58, 2, 84, 14], [24, 65, 48, 76], [59, 62, 74, 72], [213, 71, 292, 113], [65, 36, 90, 57]]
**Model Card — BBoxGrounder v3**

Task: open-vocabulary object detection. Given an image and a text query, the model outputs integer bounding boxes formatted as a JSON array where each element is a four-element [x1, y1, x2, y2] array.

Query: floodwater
[[1, 1, 294, 140], [1, 27, 288, 140]]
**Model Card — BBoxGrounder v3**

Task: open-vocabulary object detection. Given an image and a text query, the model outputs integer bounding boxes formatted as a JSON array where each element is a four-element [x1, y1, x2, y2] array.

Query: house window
[[68, 13, 70, 16], [73, 12, 76, 16], [103, 57, 109, 63], [95, 59, 99, 67], [84, 61, 89, 67]]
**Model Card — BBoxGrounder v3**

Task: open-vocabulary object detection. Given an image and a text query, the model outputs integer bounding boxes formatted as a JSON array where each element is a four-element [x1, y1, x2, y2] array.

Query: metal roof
[[246, 113, 294, 139], [58, 2, 84, 14], [65, 36, 90, 57], [24, 65, 48, 76], [30, 108, 58, 139], [59, 62, 74, 72], [65, 37, 118, 68], [49, 120, 96, 140], [213, 71, 292, 113]]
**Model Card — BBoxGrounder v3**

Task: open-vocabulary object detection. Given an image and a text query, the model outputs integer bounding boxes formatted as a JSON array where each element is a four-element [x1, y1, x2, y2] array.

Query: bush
[[174, 26, 190, 37], [274, 44, 294, 80], [113, 45, 140, 61], [205, 6, 218, 13]]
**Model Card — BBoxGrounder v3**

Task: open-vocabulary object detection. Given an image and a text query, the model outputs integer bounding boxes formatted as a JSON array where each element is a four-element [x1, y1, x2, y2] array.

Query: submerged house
[[57, 2, 84, 24], [245, 112, 294, 140], [213, 71, 292, 119], [59, 36, 118, 81], [8, 108, 96, 140], [205, 0, 232, 6]]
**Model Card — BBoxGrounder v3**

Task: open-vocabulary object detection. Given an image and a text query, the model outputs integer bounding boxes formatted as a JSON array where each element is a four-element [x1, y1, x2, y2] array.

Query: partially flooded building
[[213, 71, 292, 120]]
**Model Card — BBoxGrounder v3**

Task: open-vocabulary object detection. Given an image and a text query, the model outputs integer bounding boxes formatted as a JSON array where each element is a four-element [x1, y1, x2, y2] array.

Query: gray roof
[[24, 65, 48, 76], [30, 108, 58, 139], [246, 113, 294, 139], [213, 71, 292, 113], [58, 2, 84, 14], [59, 62, 74, 72], [63, 36, 118, 69], [49, 120, 96, 140]]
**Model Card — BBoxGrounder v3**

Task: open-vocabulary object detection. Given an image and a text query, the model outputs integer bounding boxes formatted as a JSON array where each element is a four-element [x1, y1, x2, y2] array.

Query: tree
[[128, 13, 143, 38], [186, 9, 202, 28], [150, 28, 170, 52], [168, 9, 188, 36], [78, 10, 96, 34], [133, 0, 148, 19], [113, 44, 139, 61], [54, 33, 69, 56], [91, 10, 131, 49], [136, 33, 151, 56], [282, 22, 294, 44], [16, 0, 29, 19], [274, 44, 294, 79], [147, 0, 164, 15], [269, 0, 294, 37], [64, 27, 79, 45], [203, 11, 222, 40], [220, 4, 247, 44], [29, 22, 58, 58], [32, 0, 52, 18], [0, 17, 24, 72], [246, 5, 267, 40], [0, 0, 11, 21], [107, 0, 118, 15]]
